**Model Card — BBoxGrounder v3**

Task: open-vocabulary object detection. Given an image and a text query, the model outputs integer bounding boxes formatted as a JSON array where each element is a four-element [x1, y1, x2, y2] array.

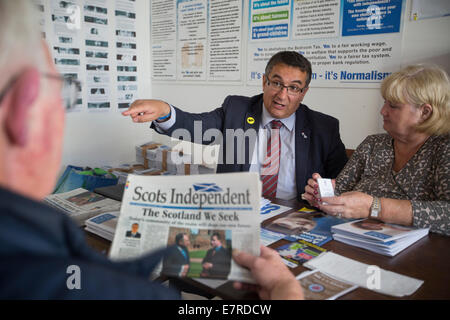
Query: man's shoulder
[[0, 187, 83, 256], [300, 104, 339, 127], [0, 187, 70, 227], [223, 94, 263, 110]]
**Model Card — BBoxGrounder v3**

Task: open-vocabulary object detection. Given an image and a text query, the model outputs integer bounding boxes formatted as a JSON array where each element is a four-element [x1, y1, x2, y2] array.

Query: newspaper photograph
[[109, 172, 261, 283], [44, 188, 121, 226]]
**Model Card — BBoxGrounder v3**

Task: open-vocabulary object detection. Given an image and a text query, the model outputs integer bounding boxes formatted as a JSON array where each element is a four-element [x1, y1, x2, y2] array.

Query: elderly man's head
[[0, 0, 65, 199]]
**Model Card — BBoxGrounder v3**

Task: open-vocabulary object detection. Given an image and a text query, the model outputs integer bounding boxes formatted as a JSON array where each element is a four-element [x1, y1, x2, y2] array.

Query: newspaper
[[44, 188, 121, 226], [109, 172, 261, 283]]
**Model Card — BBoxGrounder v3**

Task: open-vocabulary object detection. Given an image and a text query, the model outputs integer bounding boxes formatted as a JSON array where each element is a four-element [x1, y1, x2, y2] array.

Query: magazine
[[109, 172, 261, 283], [261, 208, 348, 246], [331, 218, 429, 256], [44, 188, 121, 226], [274, 239, 327, 268], [296, 269, 358, 300]]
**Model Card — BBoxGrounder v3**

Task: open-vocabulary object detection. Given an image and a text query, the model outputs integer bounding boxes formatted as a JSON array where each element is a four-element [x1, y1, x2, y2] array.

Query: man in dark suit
[[162, 233, 191, 277], [200, 233, 231, 279], [123, 51, 347, 201]]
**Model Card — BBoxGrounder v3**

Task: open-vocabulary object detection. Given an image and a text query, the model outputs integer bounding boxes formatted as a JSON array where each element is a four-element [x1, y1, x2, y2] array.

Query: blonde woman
[[304, 64, 450, 236]]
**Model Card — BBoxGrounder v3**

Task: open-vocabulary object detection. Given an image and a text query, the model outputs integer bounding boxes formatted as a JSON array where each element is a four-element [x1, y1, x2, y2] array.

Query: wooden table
[[85, 198, 450, 300]]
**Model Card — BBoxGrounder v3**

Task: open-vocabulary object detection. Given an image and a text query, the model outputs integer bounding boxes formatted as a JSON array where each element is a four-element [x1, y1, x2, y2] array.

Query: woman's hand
[[319, 191, 373, 219], [302, 173, 336, 207]]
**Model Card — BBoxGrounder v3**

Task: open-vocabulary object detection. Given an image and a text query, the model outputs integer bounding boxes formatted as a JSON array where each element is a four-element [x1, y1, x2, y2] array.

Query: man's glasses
[[266, 76, 307, 95], [44, 73, 82, 110], [0, 73, 81, 110]]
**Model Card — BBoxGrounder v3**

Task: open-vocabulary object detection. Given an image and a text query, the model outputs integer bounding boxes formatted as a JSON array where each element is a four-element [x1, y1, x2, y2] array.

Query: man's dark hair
[[265, 51, 312, 87], [211, 232, 221, 241], [175, 233, 186, 245]]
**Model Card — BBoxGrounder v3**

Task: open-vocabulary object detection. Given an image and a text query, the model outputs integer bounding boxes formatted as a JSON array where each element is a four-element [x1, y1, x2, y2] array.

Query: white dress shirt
[[249, 105, 297, 200]]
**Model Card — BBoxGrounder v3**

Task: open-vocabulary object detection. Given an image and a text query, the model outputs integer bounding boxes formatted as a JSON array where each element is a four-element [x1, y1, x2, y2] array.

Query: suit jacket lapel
[[242, 96, 262, 172], [295, 104, 310, 194]]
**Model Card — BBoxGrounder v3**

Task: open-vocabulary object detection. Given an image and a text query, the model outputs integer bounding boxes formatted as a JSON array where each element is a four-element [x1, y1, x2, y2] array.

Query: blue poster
[[342, 0, 402, 37]]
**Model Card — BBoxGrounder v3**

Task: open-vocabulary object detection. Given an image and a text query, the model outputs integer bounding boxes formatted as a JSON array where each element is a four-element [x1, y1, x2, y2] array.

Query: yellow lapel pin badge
[[247, 117, 255, 125]]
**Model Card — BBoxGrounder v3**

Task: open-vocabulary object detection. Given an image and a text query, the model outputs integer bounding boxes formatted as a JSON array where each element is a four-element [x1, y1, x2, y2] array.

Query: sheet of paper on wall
[[411, 0, 450, 21], [84, 0, 112, 112], [304, 252, 424, 297], [115, 0, 138, 110], [50, 0, 83, 112], [296, 269, 358, 300], [32, 0, 46, 38]]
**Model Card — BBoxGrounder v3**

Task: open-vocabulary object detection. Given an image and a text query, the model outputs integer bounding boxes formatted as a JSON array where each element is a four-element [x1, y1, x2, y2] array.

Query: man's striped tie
[[261, 120, 282, 198]]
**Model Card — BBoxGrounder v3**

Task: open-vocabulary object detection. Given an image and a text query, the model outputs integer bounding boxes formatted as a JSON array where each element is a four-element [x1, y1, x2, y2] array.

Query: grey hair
[[0, 0, 43, 77]]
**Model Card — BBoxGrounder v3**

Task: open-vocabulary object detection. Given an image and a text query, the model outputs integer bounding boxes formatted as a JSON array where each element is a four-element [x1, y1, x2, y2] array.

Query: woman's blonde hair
[[381, 64, 450, 135]]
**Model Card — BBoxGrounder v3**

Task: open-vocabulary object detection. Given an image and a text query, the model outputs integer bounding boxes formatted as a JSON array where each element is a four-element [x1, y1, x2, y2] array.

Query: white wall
[[61, 0, 450, 168], [151, 0, 450, 150]]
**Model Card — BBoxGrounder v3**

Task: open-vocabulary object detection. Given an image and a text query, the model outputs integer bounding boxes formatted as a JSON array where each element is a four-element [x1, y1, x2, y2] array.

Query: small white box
[[317, 178, 335, 198]]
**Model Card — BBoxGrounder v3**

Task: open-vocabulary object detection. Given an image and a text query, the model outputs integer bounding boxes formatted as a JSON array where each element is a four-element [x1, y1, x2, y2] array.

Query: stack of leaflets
[[44, 188, 121, 226], [85, 211, 119, 241], [331, 218, 429, 256]]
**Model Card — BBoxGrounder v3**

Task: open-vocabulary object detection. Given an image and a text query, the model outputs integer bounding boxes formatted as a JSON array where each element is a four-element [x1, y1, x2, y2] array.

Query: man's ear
[[5, 68, 41, 147]]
